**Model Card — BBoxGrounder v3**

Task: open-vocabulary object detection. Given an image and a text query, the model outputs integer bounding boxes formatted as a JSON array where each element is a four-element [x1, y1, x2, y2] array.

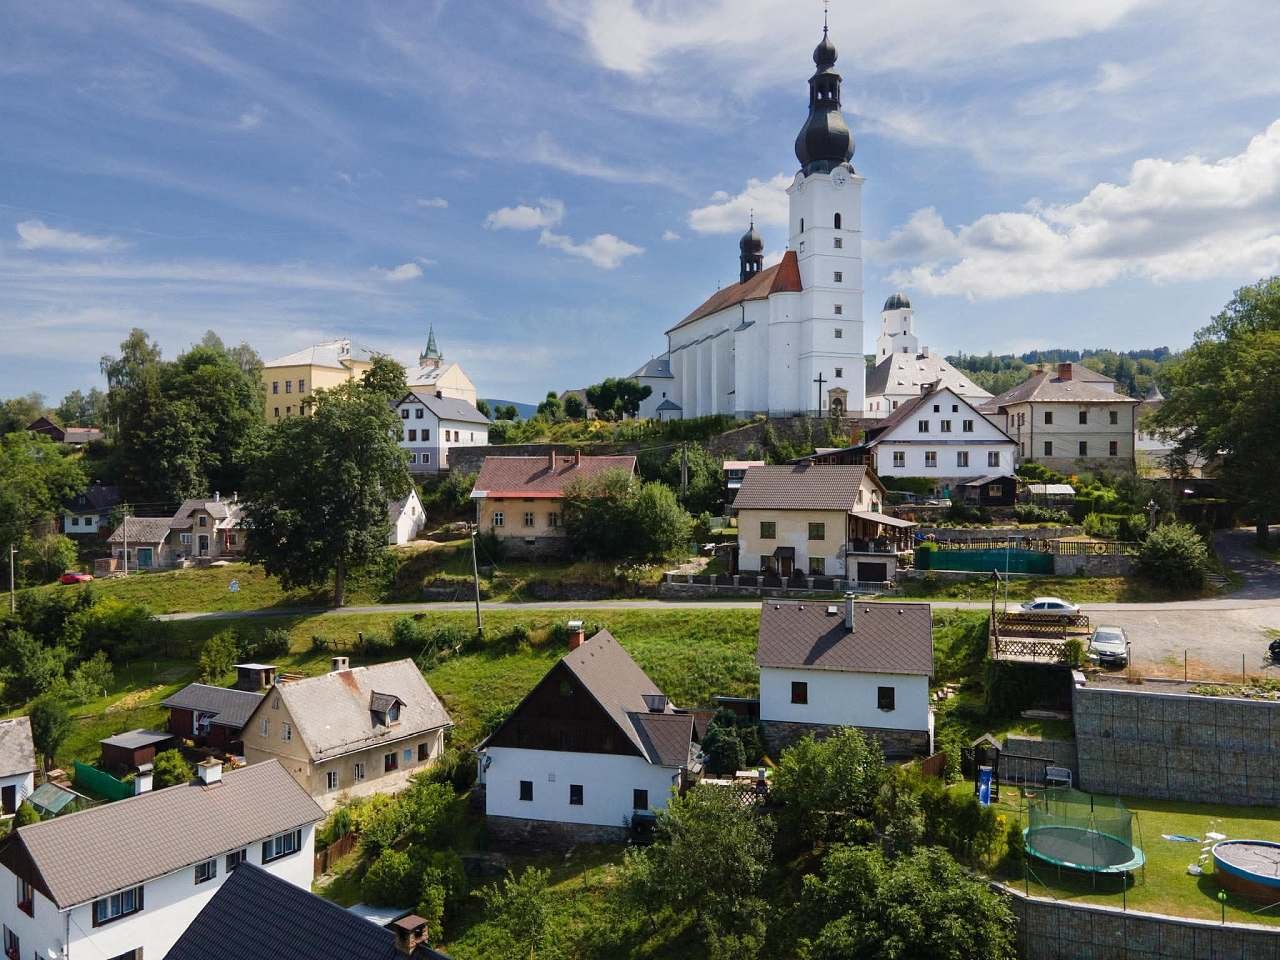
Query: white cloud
[[15, 219, 128, 253], [416, 196, 449, 209], [236, 103, 266, 130], [538, 230, 643, 269], [661, 229, 681, 241], [687, 174, 791, 234], [871, 120, 1280, 300], [376, 262, 423, 282], [525, 131, 672, 187], [484, 199, 565, 231]]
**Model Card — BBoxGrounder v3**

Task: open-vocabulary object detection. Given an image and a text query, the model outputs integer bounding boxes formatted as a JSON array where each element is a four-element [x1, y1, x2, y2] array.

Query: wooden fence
[[917, 751, 949, 779], [931, 537, 1139, 556], [993, 636, 1070, 662], [314, 831, 357, 876]]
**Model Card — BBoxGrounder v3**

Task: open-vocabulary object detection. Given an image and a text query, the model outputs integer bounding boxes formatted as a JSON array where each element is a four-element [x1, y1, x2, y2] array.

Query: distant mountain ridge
[[478, 398, 537, 420]]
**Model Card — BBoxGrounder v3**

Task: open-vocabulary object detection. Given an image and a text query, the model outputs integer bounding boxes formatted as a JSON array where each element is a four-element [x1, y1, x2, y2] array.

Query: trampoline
[[1023, 788, 1145, 878]]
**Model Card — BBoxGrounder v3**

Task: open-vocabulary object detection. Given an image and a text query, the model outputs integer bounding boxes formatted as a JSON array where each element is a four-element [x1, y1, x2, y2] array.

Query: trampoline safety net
[[1025, 788, 1142, 873]]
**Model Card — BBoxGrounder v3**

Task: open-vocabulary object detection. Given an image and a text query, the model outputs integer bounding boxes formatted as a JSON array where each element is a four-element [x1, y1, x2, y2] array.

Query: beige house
[[104, 495, 245, 572], [733, 463, 915, 584], [981, 362, 1139, 474], [471, 453, 637, 558], [242, 658, 452, 811], [261, 339, 378, 423]]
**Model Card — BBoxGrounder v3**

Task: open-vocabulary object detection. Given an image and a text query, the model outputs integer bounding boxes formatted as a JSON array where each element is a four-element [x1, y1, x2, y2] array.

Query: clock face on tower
[[831, 168, 849, 188]]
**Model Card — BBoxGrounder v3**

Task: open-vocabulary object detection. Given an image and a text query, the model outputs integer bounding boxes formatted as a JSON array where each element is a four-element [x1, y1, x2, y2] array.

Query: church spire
[[794, 17, 854, 176], [738, 212, 763, 284], [419, 325, 441, 366]]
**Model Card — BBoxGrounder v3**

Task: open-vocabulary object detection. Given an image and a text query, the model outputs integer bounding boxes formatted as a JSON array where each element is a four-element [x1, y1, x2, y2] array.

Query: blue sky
[[4, 0, 1280, 404]]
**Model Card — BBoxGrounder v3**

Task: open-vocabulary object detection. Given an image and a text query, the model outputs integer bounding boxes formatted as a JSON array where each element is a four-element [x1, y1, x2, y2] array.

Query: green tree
[[55, 388, 108, 427], [17, 534, 78, 584], [584, 377, 652, 419], [535, 391, 563, 421], [562, 468, 639, 559], [199, 330, 262, 377], [771, 728, 887, 847], [799, 846, 1017, 960], [360, 355, 409, 404], [1136, 521, 1209, 591], [0, 393, 50, 434], [0, 433, 87, 582], [30, 695, 72, 770], [660, 443, 723, 515], [362, 848, 419, 906], [700, 722, 746, 775], [563, 393, 587, 419], [1153, 278, 1280, 545], [198, 630, 239, 682], [475, 398, 492, 418], [477, 866, 553, 959], [631, 481, 693, 559], [497, 403, 519, 421], [242, 378, 409, 606], [152, 748, 193, 788]]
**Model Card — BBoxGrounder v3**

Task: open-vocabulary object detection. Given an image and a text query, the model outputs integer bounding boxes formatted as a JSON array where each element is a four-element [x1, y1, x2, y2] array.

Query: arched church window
[[799, 217, 805, 233], [834, 213, 842, 229]]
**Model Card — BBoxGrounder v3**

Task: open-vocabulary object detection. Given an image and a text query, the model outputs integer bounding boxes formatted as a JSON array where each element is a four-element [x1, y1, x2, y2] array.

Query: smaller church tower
[[876, 293, 920, 359], [419, 325, 442, 372], [739, 217, 764, 283]]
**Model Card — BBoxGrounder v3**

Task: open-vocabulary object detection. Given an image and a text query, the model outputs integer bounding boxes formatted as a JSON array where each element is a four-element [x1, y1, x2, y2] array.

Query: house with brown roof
[[471, 452, 637, 558], [241, 658, 452, 811], [732, 463, 913, 584], [981, 362, 1140, 474], [0, 759, 323, 960], [478, 623, 700, 846], [26, 417, 103, 446], [757, 596, 934, 757]]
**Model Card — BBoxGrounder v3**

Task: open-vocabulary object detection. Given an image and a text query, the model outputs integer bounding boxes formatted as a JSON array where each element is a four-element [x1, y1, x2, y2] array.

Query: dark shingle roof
[[757, 600, 933, 676], [64, 484, 122, 514], [167, 864, 450, 960], [402, 391, 490, 426], [629, 712, 696, 767], [667, 250, 803, 333], [161, 684, 265, 730], [3, 760, 323, 908], [472, 455, 636, 499], [732, 464, 870, 511]]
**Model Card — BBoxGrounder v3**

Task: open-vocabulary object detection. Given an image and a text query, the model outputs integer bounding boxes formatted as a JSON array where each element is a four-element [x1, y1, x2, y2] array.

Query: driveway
[[1215, 525, 1280, 600]]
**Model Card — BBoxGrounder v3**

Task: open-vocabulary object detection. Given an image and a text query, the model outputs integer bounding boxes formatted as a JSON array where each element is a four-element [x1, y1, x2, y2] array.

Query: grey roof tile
[[161, 684, 265, 730], [106, 516, 172, 544], [757, 600, 933, 676], [0, 718, 34, 778], [402, 391, 490, 426]]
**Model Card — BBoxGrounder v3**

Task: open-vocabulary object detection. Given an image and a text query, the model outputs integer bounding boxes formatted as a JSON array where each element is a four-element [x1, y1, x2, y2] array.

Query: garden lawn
[[989, 788, 1280, 926], [898, 574, 1215, 604]]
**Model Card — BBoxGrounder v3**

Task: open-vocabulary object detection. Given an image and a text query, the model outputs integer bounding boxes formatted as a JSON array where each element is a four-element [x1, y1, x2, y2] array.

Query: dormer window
[[370, 691, 403, 727]]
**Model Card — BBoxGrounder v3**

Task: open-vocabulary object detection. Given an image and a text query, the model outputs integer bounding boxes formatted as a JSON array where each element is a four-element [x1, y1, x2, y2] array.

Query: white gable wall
[[760, 666, 930, 732], [870, 389, 1018, 480]]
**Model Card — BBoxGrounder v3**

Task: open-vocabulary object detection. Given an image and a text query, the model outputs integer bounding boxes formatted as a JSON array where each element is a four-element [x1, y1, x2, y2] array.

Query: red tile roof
[[666, 250, 803, 334], [472, 454, 637, 499]]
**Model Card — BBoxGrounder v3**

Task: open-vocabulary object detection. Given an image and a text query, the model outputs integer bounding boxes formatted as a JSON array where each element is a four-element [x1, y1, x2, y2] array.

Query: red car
[[58, 571, 93, 585]]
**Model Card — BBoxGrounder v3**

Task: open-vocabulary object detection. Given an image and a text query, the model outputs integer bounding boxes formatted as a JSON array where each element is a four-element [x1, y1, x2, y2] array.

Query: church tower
[[419, 325, 442, 372], [774, 18, 865, 416], [877, 293, 920, 359]]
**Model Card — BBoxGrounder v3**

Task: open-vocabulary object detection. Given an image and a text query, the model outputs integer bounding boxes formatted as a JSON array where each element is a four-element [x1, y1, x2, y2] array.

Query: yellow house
[[261, 339, 377, 423], [242, 657, 452, 811]]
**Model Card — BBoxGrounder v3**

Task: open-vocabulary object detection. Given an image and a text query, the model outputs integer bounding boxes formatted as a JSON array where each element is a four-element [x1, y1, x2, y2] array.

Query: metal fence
[[73, 761, 133, 802]]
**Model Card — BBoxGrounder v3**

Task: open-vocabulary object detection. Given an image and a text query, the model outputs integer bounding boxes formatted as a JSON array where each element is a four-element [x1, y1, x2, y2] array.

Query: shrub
[[918, 779, 1002, 866], [362, 849, 418, 906], [356, 630, 394, 654], [310, 633, 331, 652], [18, 534, 78, 585], [474, 531, 505, 563], [423, 746, 478, 792], [390, 616, 430, 650], [700, 723, 746, 776], [66, 651, 114, 703], [1005, 819, 1025, 869], [13, 801, 41, 827], [1136, 522, 1209, 591], [1083, 512, 1146, 540], [1063, 637, 1085, 668], [152, 749, 193, 788], [252, 626, 291, 659], [417, 850, 468, 939], [198, 630, 239, 682], [1012, 503, 1072, 525]]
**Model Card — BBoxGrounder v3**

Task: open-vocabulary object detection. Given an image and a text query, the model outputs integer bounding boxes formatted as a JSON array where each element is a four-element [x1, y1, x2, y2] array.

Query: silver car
[[1089, 625, 1129, 667], [1019, 596, 1082, 618]]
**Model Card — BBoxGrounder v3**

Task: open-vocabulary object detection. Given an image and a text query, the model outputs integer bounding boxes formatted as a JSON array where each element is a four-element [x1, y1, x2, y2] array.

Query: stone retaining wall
[[1004, 885, 1280, 959], [762, 719, 929, 759], [485, 814, 630, 851], [1073, 677, 1280, 806], [1003, 736, 1079, 781], [1053, 552, 1134, 576]]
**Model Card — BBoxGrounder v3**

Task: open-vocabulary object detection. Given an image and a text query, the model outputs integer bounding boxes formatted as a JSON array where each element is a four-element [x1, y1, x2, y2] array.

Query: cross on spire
[[823, 0, 829, 34]]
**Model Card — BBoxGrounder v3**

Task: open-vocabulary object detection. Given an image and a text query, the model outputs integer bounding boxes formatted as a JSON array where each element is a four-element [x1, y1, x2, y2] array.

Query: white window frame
[[326, 770, 339, 790], [353, 761, 366, 781], [493, 511, 504, 528], [924, 451, 938, 468], [194, 859, 217, 885], [892, 451, 905, 468], [281, 721, 292, 742]]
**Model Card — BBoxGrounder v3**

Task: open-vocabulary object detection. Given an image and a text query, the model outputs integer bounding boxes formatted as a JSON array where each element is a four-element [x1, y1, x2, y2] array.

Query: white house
[[478, 624, 699, 845], [857, 383, 1019, 493], [62, 483, 122, 538], [0, 718, 35, 817], [394, 390, 490, 475], [388, 488, 426, 545], [0, 759, 322, 960], [757, 596, 934, 758], [627, 25, 867, 419]]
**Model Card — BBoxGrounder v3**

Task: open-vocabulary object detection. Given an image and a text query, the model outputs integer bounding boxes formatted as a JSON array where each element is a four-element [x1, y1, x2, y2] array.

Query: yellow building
[[260, 339, 377, 422]]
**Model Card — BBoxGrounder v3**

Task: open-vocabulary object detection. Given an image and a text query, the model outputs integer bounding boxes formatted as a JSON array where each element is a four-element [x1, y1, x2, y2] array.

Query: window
[[569, 784, 583, 806], [917, 419, 929, 432], [633, 789, 649, 810], [226, 849, 247, 872], [227, 533, 237, 547], [407, 429, 416, 441], [790, 681, 808, 705], [799, 217, 804, 233], [326, 770, 339, 790], [273, 407, 279, 418], [808, 522, 825, 540], [1109, 410, 1119, 425], [259, 718, 269, 736], [415, 407, 424, 419], [353, 761, 365, 782], [92, 886, 142, 926], [519, 780, 533, 801], [956, 451, 969, 468], [924, 451, 937, 468], [2, 926, 16, 960], [834, 212, 842, 229], [180, 533, 191, 545], [952, 404, 959, 412], [281, 722, 292, 742], [401, 408, 409, 419], [16, 878, 32, 918], [418, 741, 432, 762], [892, 451, 905, 468], [1079, 441, 1088, 456], [493, 511, 504, 527], [523, 511, 535, 527], [71, 516, 80, 527], [940, 419, 952, 432], [877, 686, 896, 711], [271, 380, 280, 395], [833, 237, 843, 249], [384, 752, 398, 773], [834, 304, 843, 316], [963, 419, 974, 432], [194, 859, 217, 885], [1043, 440, 1053, 456], [834, 367, 843, 378], [989, 485, 1003, 498], [760, 521, 776, 540], [261, 829, 302, 864], [1078, 410, 1087, 425], [833, 271, 843, 283], [933, 404, 940, 413], [988, 451, 1001, 467], [285, 380, 292, 394], [1044, 411, 1053, 425], [548, 512, 560, 528], [1109, 440, 1118, 457], [198, 515, 207, 528], [388, 703, 400, 723], [422, 453, 431, 464], [808, 557, 825, 575], [298, 379, 305, 393]]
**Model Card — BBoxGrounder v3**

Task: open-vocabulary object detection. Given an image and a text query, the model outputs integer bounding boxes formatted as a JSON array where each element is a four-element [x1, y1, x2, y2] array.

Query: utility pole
[[7, 543, 15, 614], [470, 530, 483, 636], [122, 515, 129, 577]]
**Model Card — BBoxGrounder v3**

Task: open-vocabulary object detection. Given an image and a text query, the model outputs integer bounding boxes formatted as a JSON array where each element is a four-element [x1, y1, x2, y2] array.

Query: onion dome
[[739, 217, 764, 284], [813, 27, 837, 67], [739, 222, 764, 255], [883, 292, 912, 311], [794, 24, 854, 176]]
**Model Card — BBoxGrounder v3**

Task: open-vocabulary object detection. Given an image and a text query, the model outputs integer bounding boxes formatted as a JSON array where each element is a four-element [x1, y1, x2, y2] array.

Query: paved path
[[1214, 525, 1280, 600]]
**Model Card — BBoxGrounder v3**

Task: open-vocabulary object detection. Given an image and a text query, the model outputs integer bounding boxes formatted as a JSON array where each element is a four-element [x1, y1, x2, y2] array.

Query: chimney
[[331, 655, 350, 673], [196, 758, 223, 786], [920, 345, 930, 358], [391, 915, 429, 956], [573, 449, 581, 467], [435, 390, 443, 399], [642, 693, 668, 713], [1057, 362, 1072, 381], [214, 491, 220, 502], [548, 450, 557, 471], [844, 592, 856, 631], [920, 382, 931, 395], [134, 762, 153, 795], [567, 620, 585, 651]]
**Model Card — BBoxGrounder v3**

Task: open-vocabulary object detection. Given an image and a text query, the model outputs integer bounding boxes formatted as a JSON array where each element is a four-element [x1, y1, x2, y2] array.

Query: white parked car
[[1019, 596, 1081, 618], [1088, 626, 1129, 667]]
